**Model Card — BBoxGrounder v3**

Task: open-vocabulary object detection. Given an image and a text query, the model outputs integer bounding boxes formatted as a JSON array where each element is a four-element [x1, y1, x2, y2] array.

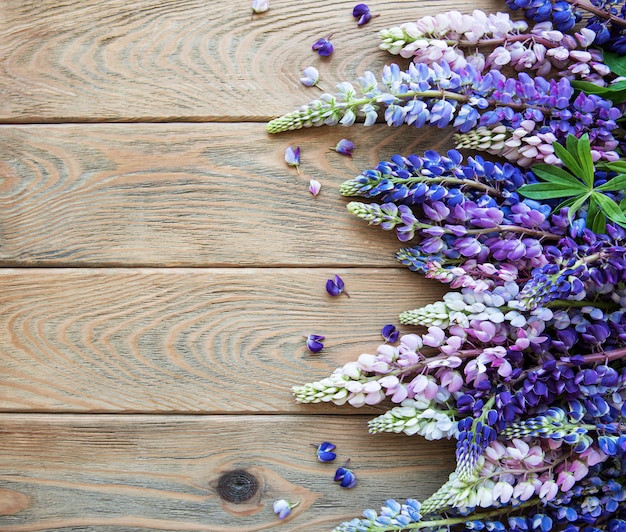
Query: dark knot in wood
[[217, 469, 259, 503]]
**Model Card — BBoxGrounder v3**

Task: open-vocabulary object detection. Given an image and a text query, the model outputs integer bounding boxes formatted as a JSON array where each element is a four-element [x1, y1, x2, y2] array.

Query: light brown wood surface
[[0, 0, 502, 529], [1, 0, 504, 123]]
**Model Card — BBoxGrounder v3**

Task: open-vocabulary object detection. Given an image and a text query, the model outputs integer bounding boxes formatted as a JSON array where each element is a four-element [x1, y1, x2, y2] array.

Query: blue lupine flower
[[334, 461, 357, 488], [352, 4, 378, 26], [381, 324, 399, 343], [333, 139, 354, 156], [306, 334, 325, 353], [285, 146, 300, 173], [312, 35, 334, 57], [326, 274, 349, 297], [273, 499, 298, 519], [314, 441, 337, 461]]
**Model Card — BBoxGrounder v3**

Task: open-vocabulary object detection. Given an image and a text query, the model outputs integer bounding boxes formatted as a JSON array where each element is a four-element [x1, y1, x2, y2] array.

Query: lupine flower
[[381, 324, 399, 343], [305, 334, 325, 353], [332, 138, 354, 156], [312, 35, 334, 57], [352, 4, 378, 26], [300, 66, 322, 89], [284, 146, 300, 173], [273, 499, 298, 519], [314, 441, 337, 461], [251, 0, 269, 13], [326, 274, 349, 297], [334, 461, 357, 488], [309, 179, 321, 196]]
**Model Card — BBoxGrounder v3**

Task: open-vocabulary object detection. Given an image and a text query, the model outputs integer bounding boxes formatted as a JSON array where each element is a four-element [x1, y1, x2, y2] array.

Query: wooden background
[[0, 0, 504, 529]]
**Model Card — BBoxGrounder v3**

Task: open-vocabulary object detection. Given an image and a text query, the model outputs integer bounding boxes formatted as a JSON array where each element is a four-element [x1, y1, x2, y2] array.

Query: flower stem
[[567, 0, 626, 28]]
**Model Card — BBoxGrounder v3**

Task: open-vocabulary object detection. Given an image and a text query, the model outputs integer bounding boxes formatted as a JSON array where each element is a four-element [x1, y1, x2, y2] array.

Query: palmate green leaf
[[553, 140, 586, 183], [603, 50, 626, 77], [596, 173, 626, 192], [575, 134, 595, 188], [592, 192, 626, 227], [571, 80, 626, 104], [606, 161, 626, 173], [587, 197, 606, 234], [516, 183, 588, 200], [531, 164, 588, 187], [567, 192, 593, 224]]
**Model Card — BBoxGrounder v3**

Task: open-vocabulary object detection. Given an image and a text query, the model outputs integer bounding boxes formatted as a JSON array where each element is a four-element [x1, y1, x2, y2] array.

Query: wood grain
[[0, 414, 456, 531], [0, 123, 454, 267], [0, 268, 446, 413], [0, 0, 504, 123]]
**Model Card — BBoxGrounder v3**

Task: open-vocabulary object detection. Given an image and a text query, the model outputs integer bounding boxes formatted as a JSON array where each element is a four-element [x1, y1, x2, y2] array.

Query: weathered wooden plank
[[0, 123, 454, 267], [0, 268, 446, 413], [0, 414, 456, 531], [0, 0, 504, 122]]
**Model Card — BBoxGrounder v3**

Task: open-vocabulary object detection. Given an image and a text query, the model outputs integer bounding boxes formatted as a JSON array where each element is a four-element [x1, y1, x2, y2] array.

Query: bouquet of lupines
[[268, 3, 626, 531]]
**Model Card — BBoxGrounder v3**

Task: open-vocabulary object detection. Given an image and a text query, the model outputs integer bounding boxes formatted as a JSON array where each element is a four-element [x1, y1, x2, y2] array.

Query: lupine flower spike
[[309, 179, 321, 196], [313, 441, 337, 462], [312, 35, 334, 57], [332, 139, 355, 156], [326, 274, 349, 297], [334, 460, 357, 488], [273, 499, 298, 519], [284, 146, 301, 174], [305, 334, 325, 353]]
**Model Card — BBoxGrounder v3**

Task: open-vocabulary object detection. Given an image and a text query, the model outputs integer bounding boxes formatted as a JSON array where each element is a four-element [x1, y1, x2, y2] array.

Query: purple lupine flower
[[334, 461, 357, 488], [306, 334, 325, 353], [273, 499, 298, 519], [332, 139, 354, 156], [285, 146, 300, 173], [326, 275, 349, 297], [312, 35, 334, 57], [309, 179, 321, 196], [381, 324, 399, 343], [314, 441, 337, 462], [352, 4, 378, 26]]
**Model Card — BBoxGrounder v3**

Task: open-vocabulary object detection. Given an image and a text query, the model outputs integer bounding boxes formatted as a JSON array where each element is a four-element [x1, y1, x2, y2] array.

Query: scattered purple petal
[[309, 179, 321, 196], [334, 461, 357, 488], [306, 334, 325, 353], [285, 146, 301, 173], [251, 0, 269, 14], [300, 66, 321, 88], [381, 324, 399, 343], [273, 499, 298, 519], [332, 138, 354, 156], [326, 274, 349, 297], [312, 35, 334, 57], [313, 441, 337, 462], [352, 4, 378, 26]]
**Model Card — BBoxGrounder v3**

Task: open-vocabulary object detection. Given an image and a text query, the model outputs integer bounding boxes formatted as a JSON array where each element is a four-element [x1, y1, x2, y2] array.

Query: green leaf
[[575, 134, 595, 188], [517, 183, 587, 200], [596, 174, 626, 192], [553, 140, 585, 181], [592, 193, 626, 227], [567, 192, 592, 224], [530, 164, 587, 187], [586, 197, 606, 234], [603, 50, 626, 77], [571, 80, 626, 104], [605, 161, 626, 173]]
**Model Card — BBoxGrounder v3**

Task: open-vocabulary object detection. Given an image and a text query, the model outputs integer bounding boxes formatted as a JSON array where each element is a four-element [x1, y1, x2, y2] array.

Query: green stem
[[400, 498, 541, 530], [384, 175, 502, 198]]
